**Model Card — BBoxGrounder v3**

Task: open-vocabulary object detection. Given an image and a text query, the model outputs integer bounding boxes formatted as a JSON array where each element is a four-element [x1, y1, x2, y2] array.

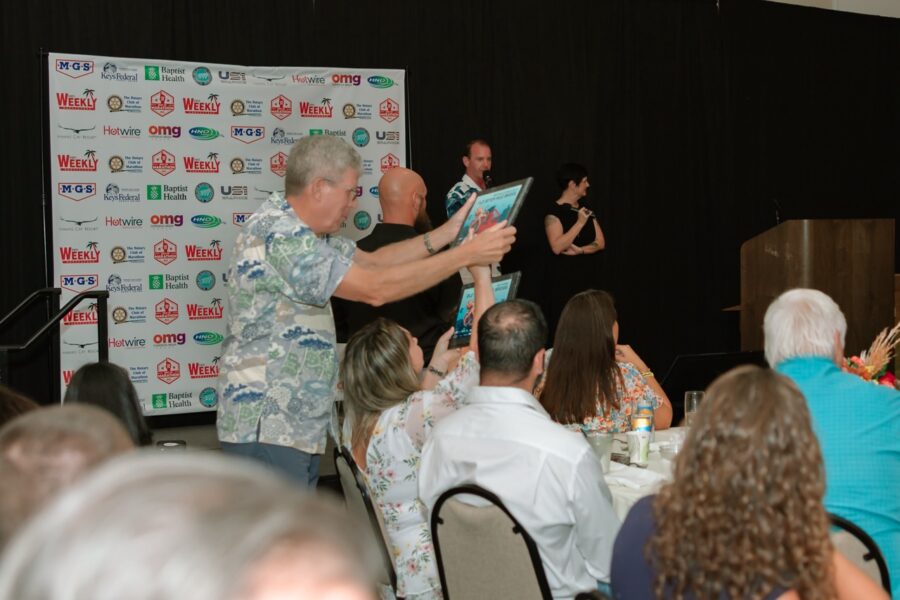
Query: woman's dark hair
[[540, 290, 621, 424], [0, 385, 39, 429], [63, 362, 152, 446], [555, 163, 588, 190]]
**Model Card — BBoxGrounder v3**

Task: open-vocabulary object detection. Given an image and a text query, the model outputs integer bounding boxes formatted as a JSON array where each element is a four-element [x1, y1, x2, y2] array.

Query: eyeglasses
[[323, 178, 359, 202]]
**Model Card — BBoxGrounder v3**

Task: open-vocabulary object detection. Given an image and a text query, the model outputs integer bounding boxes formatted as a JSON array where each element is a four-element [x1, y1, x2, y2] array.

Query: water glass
[[585, 432, 613, 473], [684, 390, 704, 427]]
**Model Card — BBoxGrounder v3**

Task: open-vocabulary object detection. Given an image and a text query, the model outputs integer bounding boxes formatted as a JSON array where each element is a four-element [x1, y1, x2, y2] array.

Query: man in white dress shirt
[[419, 299, 620, 599]]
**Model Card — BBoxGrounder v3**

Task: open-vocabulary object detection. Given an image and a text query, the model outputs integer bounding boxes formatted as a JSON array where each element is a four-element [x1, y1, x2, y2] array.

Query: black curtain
[[2, 0, 898, 403]]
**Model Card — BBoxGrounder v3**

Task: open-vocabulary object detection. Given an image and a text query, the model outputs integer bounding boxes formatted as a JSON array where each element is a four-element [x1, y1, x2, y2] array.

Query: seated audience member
[[340, 264, 494, 600], [764, 288, 900, 596], [0, 385, 38, 429], [539, 290, 671, 433], [64, 361, 153, 446], [611, 366, 887, 600], [0, 405, 133, 546], [0, 452, 377, 600], [333, 167, 462, 363], [419, 299, 620, 598]]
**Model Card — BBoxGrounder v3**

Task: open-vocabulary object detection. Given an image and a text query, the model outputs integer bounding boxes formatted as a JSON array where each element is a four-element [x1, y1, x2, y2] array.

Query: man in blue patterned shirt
[[445, 138, 492, 218], [217, 136, 515, 487]]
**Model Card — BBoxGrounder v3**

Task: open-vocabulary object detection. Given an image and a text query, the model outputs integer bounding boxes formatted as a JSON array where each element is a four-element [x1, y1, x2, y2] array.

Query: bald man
[[333, 168, 462, 362]]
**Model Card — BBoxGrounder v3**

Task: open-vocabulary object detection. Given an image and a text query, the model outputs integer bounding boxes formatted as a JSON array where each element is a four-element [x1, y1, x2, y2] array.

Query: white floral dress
[[364, 351, 479, 600]]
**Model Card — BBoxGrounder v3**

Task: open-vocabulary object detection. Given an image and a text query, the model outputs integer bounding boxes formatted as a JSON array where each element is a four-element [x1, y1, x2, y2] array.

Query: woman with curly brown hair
[[610, 365, 887, 600]]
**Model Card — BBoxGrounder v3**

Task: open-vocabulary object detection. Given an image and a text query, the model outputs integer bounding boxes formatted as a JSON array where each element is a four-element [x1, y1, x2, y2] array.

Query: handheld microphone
[[569, 206, 595, 218], [482, 170, 493, 189]]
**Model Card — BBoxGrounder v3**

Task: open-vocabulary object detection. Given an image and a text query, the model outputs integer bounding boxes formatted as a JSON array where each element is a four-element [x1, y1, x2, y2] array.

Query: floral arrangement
[[844, 322, 900, 389]]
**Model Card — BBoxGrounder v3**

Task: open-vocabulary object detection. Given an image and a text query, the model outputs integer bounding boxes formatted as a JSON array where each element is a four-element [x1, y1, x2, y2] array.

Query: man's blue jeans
[[221, 441, 321, 489]]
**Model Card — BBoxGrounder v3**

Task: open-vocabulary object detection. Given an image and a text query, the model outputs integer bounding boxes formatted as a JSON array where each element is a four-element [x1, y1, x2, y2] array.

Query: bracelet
[[426, 365, 446, 377], [640, 370, 654, 379], [423, 232, 437, 255]]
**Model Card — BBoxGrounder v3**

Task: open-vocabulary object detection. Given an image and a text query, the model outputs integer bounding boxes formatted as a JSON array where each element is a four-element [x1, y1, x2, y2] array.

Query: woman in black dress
[[543, 163, 606, 338]]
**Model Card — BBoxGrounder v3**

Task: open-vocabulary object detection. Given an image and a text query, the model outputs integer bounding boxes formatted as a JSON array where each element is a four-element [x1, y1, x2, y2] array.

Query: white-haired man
[[217, 136, 516, 488], [764, 288, 900, 597]]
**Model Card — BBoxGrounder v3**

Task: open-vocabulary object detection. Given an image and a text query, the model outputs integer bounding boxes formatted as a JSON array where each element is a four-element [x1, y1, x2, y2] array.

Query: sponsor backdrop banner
[[48, 53, 406, 415]]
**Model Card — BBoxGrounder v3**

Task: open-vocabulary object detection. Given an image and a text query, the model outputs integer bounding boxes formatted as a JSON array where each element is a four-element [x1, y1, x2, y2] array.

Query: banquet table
[[603, 427, 684, 520]]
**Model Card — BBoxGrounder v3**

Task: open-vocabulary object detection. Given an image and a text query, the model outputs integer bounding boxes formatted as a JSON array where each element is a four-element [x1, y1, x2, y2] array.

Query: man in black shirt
[[333, 168, 462, 362]]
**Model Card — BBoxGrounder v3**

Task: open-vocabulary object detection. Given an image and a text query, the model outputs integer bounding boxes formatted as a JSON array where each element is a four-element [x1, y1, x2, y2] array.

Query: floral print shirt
[[364, 351, 479, 600], [217, 192, 355, 453], [542, 349, 663, 433]]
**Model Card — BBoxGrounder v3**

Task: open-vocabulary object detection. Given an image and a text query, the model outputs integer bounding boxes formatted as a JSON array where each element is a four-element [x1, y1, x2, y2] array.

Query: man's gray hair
[[0, 404, 133, 547], [763, 288, 847, 367], [0, 452, 378, 600], [284, 135, 361, 196]]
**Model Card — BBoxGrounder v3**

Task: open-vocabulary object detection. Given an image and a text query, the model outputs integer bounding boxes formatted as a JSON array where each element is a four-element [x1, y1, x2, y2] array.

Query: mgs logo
[[156, 357, 181, 385], [56, 90, 97, 111], [152, 149, 176, 176], [270, 95, 292, 120], [154, 298, 179, 324], [233, 212, 253, 226], [230, 126, 265, 144], [60, 274, 98, 293], [270, 152, 288, 177], [58, 182, 96, 201], [379, 98, 400, 123], [153, 239, 178, 265], [55, 59, 94, 79], [150, 90, 175, 117], [380, 153, 400, 173]]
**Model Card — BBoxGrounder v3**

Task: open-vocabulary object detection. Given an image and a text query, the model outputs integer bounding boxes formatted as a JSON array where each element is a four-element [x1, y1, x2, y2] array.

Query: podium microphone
[[482, 170, 493, 189]]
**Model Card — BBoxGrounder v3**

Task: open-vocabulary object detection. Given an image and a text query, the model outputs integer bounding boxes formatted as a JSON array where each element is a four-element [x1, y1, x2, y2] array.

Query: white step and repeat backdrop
[[48, 53, 407, 415]]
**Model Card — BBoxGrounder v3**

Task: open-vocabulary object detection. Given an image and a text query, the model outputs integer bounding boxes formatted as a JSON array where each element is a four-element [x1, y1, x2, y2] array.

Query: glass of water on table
[[684, 390, 704, 427]]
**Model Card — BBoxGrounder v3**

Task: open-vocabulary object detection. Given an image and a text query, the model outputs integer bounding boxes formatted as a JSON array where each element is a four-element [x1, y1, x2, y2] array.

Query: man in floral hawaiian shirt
[[217, 136, 516, 488]]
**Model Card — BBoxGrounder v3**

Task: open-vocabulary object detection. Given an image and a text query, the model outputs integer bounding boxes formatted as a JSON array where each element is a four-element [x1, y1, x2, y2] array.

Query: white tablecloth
[[603, 428, 684, 520]]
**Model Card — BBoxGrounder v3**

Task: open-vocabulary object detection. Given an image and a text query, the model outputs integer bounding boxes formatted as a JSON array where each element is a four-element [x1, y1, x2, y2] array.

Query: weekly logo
[[183, 153, 221, 174], [57, 150, 99, 172], [187, 299, 225, 320], [183, 94, 221, 115], [298, 99, 333, 118], [56, 89, 97, 111], [59, 242, 101, 264]]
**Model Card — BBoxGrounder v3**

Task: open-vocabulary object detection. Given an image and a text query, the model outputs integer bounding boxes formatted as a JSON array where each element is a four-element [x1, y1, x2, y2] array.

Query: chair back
[[334, 446, 398, 593], [431, 484, 552, 600], [829, 513, 891, 593]]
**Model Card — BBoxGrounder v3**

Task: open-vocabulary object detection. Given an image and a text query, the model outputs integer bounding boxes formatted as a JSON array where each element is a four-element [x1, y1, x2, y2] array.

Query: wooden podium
[[739, 219, 895, 356]]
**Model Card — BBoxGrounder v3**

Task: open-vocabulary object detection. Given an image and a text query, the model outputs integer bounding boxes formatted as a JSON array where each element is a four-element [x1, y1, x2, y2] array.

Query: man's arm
[[355, 193, 479, 269], [334, 224, 515, 307], [573, 448, 621, 583]]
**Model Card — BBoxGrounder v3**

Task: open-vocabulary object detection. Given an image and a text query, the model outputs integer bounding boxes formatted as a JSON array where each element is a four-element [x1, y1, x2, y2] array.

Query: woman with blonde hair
[[539, 289, 671, 433], [611, 366, 887, 599], [340, 265, 493, 600]]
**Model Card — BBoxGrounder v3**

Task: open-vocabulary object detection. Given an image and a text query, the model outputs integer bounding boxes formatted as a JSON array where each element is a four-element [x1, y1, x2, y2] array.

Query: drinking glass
[[684, 390, 704, 427]]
